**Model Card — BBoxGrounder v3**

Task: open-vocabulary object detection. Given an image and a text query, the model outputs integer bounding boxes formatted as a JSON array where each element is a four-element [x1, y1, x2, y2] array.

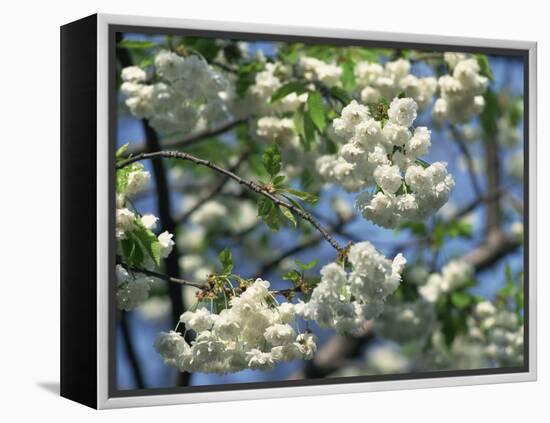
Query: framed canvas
[[60, 13, 537, 409]]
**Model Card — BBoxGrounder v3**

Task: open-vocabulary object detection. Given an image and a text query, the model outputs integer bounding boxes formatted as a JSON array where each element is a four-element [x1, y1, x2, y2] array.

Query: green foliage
[[120, 221, 162, 269], [302, 109, 317, 151], [279, 205, 297, 226], [283, 269, 301, 284], [480, 89, 500, 136], [133, 221, 162, 268], [287, 188, 319, 204], [498, 264, 524, 315], [235, 59, 264, 97], [262, 144, 282, 177], [431, 218, 473, 249], [306, 91, 326, 132], [117, 39, 158, 49], [270, 81, 308, 103], [450, 291, 472, 309], [475, 54, 494, 81], [295, 259, 318, 270], [257, 197, 280, 231], [219, 248, 233, 275], [278, 43, 304, 65], [180, 37, 220, 61], [340, 59, 356, 91], [116, 143, 129, 159], [329, 86, 352, 105], [121, 237, 144, 268]]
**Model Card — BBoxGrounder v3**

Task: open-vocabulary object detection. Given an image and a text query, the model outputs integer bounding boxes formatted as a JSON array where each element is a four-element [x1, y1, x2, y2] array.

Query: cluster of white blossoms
[[297, 242, 406, 334], [116, 264, 154, 311], [355, 58, 437, 109], [468, 301, 524, 366], [375, 298, 436, 343], [419, 259, 474, 303], [121, 50, 231, 134], [299, 56, 343, 87], [253, 116, 300, 149], [244, 62, 308, 116], [316, 98, 454, 228], [155, 279, 316, 373], [115, 164, 175, 311], [432, 53, 488, 125]]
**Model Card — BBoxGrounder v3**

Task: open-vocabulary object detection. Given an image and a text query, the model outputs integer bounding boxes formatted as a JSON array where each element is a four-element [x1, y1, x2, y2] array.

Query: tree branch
[[119, 311, 145, 389], [449, 124, 483, 198], [117, 151, 343, 252], [118, 259, 209, 290]]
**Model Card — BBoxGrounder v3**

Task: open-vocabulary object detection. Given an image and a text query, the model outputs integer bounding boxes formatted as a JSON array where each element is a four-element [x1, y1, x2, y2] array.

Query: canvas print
[[112, 29, 526, 392]]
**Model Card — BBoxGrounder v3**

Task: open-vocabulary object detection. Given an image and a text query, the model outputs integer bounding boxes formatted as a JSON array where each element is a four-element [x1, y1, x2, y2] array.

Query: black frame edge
[[60, 13, 98, 409]]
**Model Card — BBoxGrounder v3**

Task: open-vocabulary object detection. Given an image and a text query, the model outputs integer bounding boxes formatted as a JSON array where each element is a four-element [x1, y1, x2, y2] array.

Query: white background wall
[[1, 0, 546, 421]]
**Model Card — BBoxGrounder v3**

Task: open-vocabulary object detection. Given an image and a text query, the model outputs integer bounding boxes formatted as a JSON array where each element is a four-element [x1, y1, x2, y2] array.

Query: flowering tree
[[114, 35, 524, 387]]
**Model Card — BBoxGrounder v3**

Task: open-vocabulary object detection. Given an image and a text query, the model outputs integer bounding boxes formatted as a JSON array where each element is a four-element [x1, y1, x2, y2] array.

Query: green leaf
[[273, 175, 286, 188], [133, 224, 162, 268], [116, 143, 129, 159], [480, 89, 500, 136], [287, 188, 319, 204], [475, 54, 494, 81], [121, 236, 144, 268], [262, 207, 281, 232], [341, 60, 356, 91], [219, 248, 233, 275], [306, 91, 326, 132], [235, 59, 264, 97], [279, 205, 297, 227], [118, 39, 158, 49], [270, 81, 308, 103], [281, 194, 305, 212], [295, 259, 318, 270], [451, 292, 472, 309], [283, 269, 302, 284], [329, 86, 352, 105], [257, 196, 275, 217], [262, 144, 282, 177], [293, 107, 305, 138], [302, 111, 316, 151]]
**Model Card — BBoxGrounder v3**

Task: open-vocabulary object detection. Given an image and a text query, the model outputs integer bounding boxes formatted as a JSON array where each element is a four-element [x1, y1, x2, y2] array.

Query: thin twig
[[119, 260, 209, 290], [449, 124, 483, 198], [117, 151, 343, 252]]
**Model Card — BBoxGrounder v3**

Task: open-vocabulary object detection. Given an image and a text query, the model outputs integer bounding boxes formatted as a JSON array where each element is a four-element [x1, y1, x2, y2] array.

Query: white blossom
[[158, 231, 175, 258], [419, 259, 474, 302], [298, 242, 405, 334], [115, 265, 153, 311], [433, 54, 488, 124], [318, 97, 453, 228], [122, 51, 230, 134], [299, 56, 342, 87]]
